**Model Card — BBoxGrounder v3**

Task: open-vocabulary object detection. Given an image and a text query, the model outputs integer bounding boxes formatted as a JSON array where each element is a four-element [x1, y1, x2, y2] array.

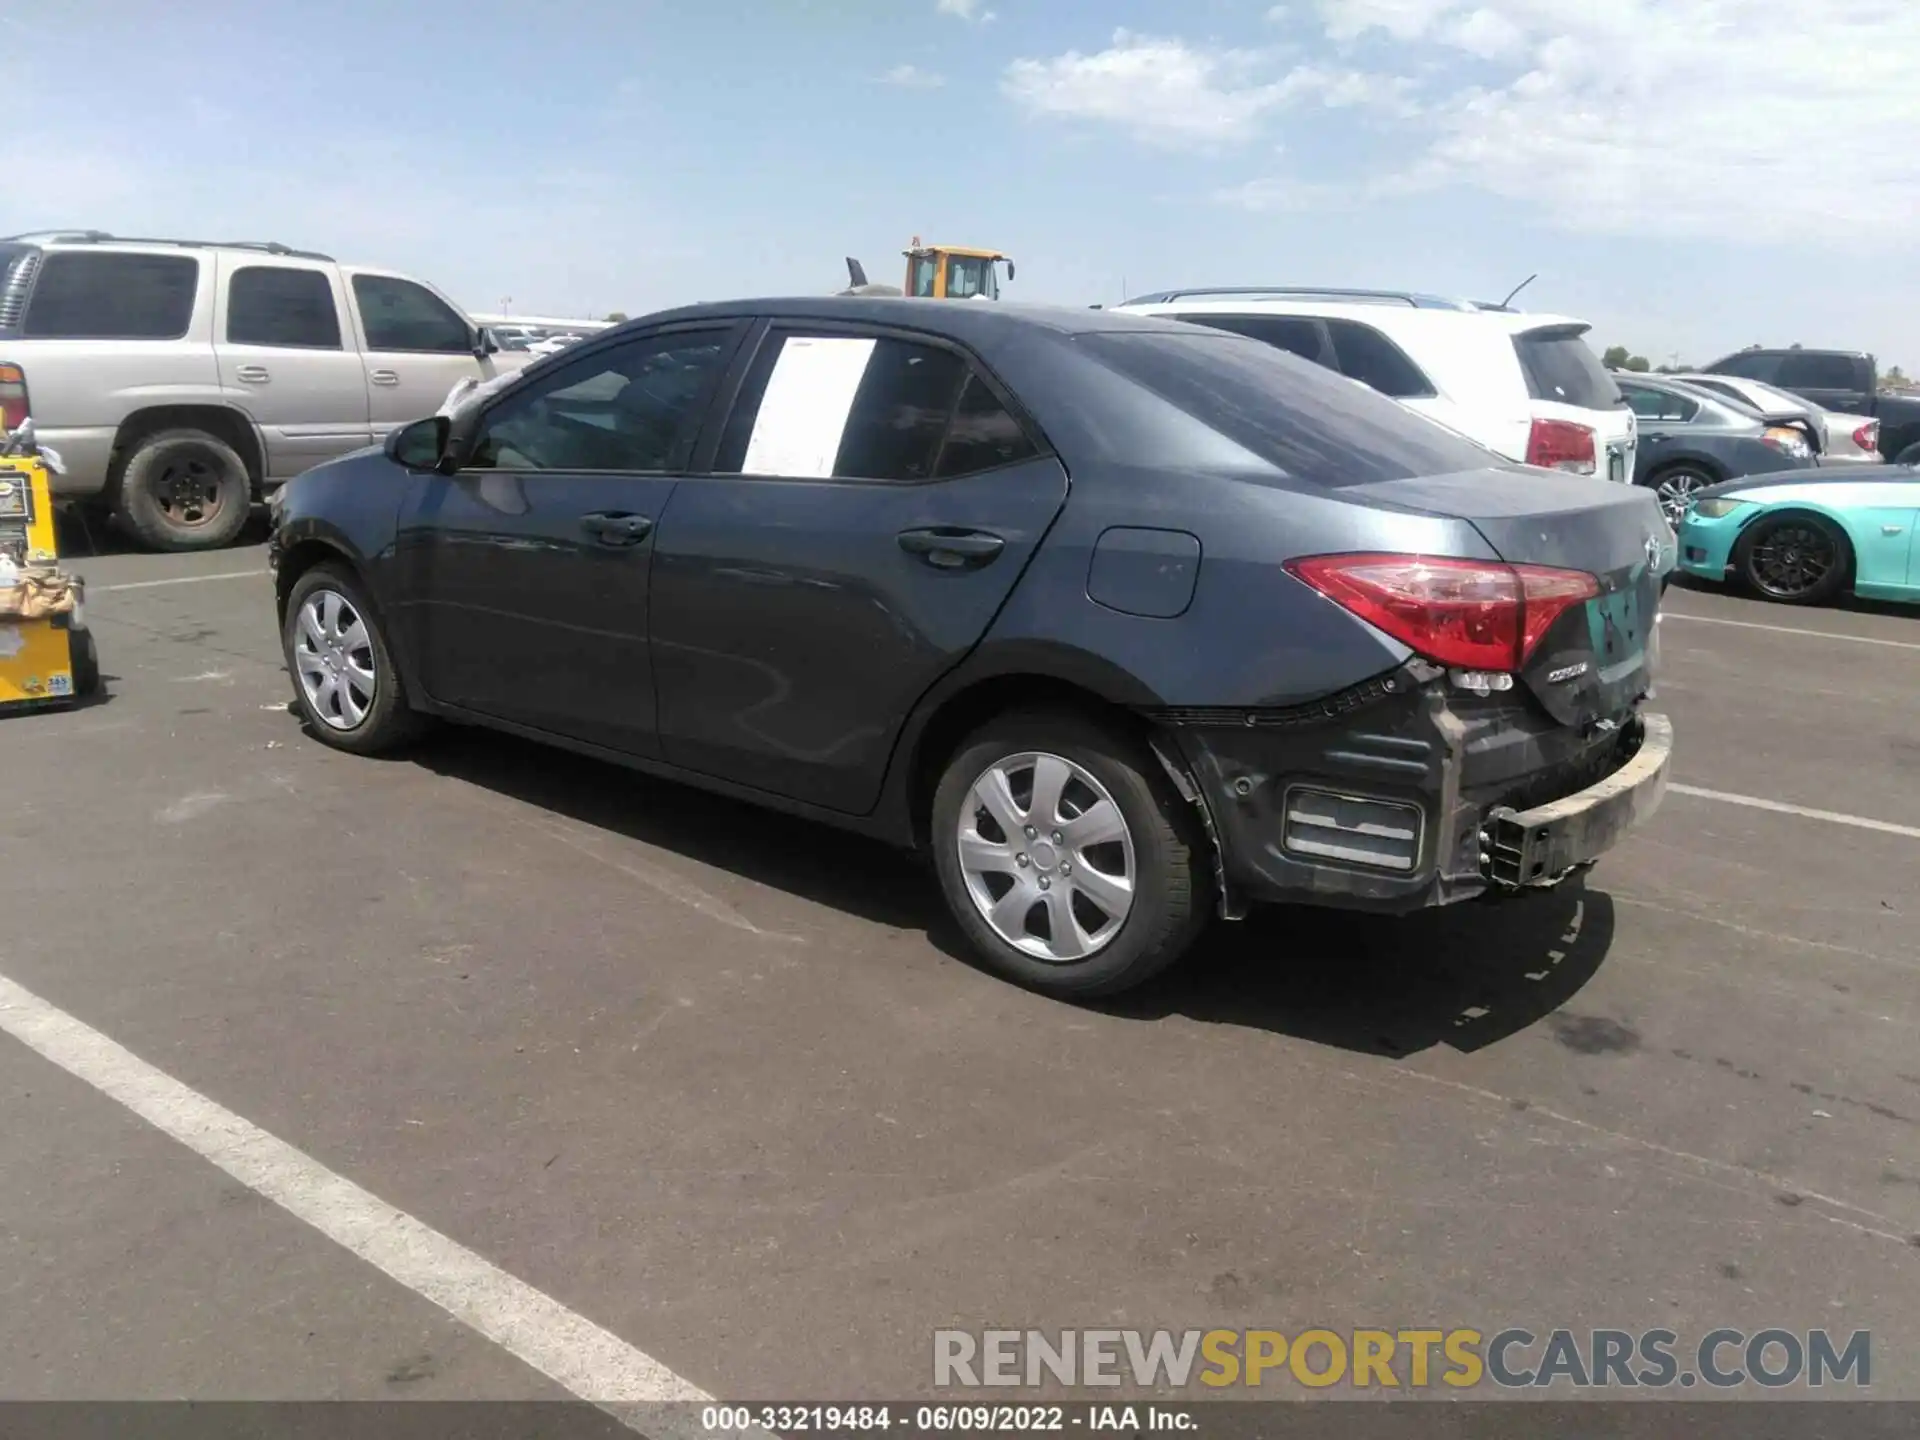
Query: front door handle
[[581, 511, 654, 546], [898, 527, 1005, 569], [235, 365, 270, 383], [370, 369, 400, 387]]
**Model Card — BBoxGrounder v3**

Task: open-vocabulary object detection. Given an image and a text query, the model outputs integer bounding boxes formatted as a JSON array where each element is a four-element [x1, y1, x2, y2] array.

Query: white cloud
[[1018, 2, 1920, 246], [1002, 30, 1413, 147], [880, 63, 945, 88], [937, 0, 995, 21]]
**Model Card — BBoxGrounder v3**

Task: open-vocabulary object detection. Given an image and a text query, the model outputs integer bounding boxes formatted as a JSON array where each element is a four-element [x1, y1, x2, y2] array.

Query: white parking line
[[0, 970, 715, 1431], [1669, 783, 1920, 840], [1661, 611, 1920, 651], [92, 569, 269, 593]]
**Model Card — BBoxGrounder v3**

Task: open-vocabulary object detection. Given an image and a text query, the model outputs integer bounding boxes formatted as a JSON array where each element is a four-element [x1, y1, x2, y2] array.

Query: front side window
[[226, 266, 342, 349], [23, 252, 200, 340], [468, 331, 729, 472], [353, 275, 473, 354], [944, 256, 997, 300], [1776, 353, 1859, 391], [715, 332, 976, 482], [910, 256, 939, 297]]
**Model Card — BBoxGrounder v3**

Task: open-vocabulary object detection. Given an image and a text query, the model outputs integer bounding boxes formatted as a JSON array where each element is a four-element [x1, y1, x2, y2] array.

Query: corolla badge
[[1547, 660, 1591, 684]]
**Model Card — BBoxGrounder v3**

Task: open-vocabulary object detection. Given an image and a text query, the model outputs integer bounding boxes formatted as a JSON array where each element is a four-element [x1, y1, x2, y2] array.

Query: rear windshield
[[1076, 330, 1502, 487], [1512, 328, 1624, 409]]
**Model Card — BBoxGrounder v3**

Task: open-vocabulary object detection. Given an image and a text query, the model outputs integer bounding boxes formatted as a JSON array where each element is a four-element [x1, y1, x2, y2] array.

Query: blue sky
[[10, 0, 1920, 368]]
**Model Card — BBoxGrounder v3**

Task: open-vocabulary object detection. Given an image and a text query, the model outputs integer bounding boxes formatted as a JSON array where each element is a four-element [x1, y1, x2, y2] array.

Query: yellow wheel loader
[[840, 238, 1015, 300]]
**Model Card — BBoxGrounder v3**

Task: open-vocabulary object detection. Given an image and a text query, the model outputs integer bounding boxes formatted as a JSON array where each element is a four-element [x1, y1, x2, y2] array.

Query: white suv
[[1113, 288, 1637, 484]]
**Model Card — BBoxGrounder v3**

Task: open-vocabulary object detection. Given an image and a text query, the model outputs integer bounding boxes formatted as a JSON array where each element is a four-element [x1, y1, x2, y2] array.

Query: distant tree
[[1886, 364, 1908, 385], [1602, 344, 1630, 369], [1789, 341, 1803, 349], [605, 311, 629, 323], [1624, 355, 1651, 372]]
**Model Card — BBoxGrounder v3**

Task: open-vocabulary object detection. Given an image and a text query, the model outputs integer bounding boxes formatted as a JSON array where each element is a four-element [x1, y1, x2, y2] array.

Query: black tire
[[68, 628, 101, 699], [280, 562, 426, 754], [1733, 511, 1851, 606], [1641, 462, 1718, 529], [115, 428, 252, 552], [930, 708, 1210, 999], [1894, 441, 1920, 467]]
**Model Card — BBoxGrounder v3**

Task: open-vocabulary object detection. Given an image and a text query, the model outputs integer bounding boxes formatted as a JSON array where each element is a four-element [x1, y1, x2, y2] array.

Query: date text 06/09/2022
[[699, 1405, 1195, 1433]]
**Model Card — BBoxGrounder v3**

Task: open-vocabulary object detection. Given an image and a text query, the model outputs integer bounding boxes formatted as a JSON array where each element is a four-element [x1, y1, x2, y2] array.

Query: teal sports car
[[1676, 464, 1920, 605]]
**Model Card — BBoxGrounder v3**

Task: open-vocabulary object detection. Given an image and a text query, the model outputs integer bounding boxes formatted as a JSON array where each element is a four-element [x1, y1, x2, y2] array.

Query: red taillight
[[1853, 420, 1879, 454], [1285, 553, 1600, 672], [1525, 418, 1596, 474], [0, 363, 26, 433]]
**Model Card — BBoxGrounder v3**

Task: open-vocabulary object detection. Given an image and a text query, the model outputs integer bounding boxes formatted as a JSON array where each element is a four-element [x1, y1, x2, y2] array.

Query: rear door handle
[[897, 527, 1005, 568], [370, 369, 400, 386], [581, 511, 654, 546], [235, 365, 270, 383]]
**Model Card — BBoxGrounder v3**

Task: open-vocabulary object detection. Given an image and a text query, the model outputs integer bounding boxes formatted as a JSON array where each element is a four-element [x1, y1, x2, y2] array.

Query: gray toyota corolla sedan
[[268, 298, 1674, 999]]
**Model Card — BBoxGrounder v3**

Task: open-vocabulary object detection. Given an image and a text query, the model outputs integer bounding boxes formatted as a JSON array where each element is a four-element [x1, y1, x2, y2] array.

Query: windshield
[[1077, 329, 1504, 487], [945, 256, 998, 300], [1513, 327, 1624, 409]]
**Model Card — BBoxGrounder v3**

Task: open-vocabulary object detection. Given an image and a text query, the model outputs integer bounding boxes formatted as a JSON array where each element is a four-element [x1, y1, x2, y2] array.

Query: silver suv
[[0, 231, 528, 550]]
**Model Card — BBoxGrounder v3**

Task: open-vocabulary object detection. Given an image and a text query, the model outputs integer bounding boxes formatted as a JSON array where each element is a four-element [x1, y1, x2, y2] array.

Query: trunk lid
[[1346, 467, 1670, 728]]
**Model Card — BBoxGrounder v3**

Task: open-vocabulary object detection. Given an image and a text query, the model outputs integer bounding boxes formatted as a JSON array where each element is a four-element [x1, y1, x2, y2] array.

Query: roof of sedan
[[621, 297, 1193, 338]]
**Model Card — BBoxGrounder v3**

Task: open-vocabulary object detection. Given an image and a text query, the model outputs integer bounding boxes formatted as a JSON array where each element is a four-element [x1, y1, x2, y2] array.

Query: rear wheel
[[1642, 463, 1717, 529], [68, 629, 101, 699], [1734, 512, 1850, 606], [1895, 441, 1920, 467], [930, 710, 1210, 999], [115, 428, 252, 552]]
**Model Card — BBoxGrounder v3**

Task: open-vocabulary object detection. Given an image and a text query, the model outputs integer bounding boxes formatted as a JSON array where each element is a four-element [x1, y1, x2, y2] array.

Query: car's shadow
[[1668, 569, 1920, 621], [412, 725, 1613, 1059]]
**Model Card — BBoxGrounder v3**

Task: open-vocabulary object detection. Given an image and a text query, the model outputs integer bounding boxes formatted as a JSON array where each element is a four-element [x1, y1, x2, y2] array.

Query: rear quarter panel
[[978, 461, 1497, 709]]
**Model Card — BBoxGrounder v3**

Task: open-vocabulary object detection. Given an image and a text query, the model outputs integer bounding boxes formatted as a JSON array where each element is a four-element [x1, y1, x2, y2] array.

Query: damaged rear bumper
[[1153, 663, 1672, 915]]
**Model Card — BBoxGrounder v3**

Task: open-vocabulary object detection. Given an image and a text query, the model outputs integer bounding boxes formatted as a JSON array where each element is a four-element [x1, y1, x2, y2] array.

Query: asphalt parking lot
[[3, 522, 1918, 1410]]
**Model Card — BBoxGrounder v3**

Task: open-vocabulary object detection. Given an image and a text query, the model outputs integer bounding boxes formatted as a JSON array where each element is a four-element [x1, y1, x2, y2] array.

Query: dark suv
[[269, 299, 1674, 998]]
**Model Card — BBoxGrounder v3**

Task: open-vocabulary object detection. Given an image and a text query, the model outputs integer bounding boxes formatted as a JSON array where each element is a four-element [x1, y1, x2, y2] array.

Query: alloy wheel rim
[[955, 751, 1136, 963], [293, 589, 377, 730], [1750, 524, 1834, 598], [1655, 471, 1707, 528]]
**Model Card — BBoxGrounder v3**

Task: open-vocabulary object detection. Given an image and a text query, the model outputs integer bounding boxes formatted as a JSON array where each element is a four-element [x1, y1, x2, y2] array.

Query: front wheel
[[930, 710, 1210, 999], [281, 563, 425, 753], [1734, 512, 1850, 606]]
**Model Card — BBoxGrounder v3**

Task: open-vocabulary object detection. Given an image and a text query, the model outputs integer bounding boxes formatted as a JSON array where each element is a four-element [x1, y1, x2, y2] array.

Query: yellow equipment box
[[0, 452, 98, 710]]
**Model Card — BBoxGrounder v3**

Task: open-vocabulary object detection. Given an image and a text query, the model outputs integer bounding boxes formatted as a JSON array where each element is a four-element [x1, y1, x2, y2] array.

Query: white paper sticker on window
[[741, 336, 877, 478]]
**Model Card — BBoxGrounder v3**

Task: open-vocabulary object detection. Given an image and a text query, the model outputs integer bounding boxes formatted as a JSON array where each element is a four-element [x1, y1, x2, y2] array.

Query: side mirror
[[473, 326, 499, 359], [1006, 260, 1016, 281], [386, 415, 452, 472]]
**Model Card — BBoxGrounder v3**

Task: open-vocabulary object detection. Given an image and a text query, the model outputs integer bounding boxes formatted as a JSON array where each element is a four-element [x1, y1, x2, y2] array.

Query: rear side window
[[22, 252, 199, 340], [937, 373, 1039, 477], [1620, 384, 1697, 423], [1179, 313, 1330, 367], [353, 274, 473, 353], [226, 266, 342, 349], [1512, 329, 1622, 409], [717, 332, 1030, 482], [1326, 320, 1435, 399], [1776, 352, 1859, 391], [1711, 351, 1782, 382], [1078, 330, 1500, 487]]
